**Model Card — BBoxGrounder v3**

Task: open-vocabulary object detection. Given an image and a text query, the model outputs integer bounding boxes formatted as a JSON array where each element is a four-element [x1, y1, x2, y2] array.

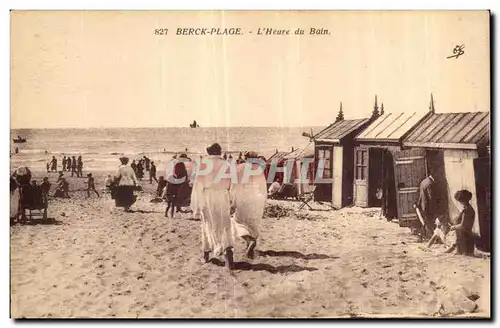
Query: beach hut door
[[393, 149, 427, 227], [354, 147, 369, 207]]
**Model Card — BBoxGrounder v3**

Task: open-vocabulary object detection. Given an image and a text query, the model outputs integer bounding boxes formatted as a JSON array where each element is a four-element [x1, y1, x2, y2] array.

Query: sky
[[10, 10, 490, 129]]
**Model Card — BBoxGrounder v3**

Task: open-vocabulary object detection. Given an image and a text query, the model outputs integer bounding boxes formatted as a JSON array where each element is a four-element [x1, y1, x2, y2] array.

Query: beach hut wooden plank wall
[[313, 118, 372, 208], [403, 111, 490, 248]]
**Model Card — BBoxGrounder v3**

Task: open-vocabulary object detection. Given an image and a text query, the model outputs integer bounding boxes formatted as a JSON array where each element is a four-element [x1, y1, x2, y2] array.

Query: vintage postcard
[[10, 10, 490, 318]]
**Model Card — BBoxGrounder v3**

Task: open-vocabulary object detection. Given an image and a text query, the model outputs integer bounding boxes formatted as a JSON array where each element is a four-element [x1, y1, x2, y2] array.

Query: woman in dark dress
[[449, 189, 476, 256], [114, 157, 139, 212]]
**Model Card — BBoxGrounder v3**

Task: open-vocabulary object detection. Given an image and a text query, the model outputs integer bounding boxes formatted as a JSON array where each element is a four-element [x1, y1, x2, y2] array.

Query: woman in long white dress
[[230, 151, 267, 259], [191, 143, 235, 270]]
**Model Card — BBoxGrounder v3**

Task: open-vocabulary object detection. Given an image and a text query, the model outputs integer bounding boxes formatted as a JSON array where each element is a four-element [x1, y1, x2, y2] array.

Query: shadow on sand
[[11, 218, 63, 226], [209, 258, 318, 274], [257, 250, 339, 260]]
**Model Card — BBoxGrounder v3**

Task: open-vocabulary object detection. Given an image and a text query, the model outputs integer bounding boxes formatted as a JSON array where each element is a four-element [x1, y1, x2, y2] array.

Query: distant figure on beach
[[71, 156, 77, 177], [62, 156, 67, 171], [230, 151, 267, 259], [149, 161, 158, 184], [131, 159, 137, 174], [46, 162, 50, 173], [41, 177, 51, 201], [77, 156, 83, 177], [15, 147, 19, 154], [136, 160, 144, 180], [66, 157, 71, 172], [105, 175, 113, 193], [114, 156, 138, 212], [54, 176, 70, 198], [237, 152, 244, 164], [50, 156, 57, 172], [157, 176, 166, 197], [164, 155, 189, 218], [144, 156, 151, 172], [86, 173, 100, 198], [223, 153, 227, 160], [191, 143, 235, 270]]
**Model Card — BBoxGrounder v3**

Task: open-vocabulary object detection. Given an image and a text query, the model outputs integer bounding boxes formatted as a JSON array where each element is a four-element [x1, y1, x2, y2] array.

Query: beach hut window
[[355, 149, 368, 180], [317, 149, 332, 178]]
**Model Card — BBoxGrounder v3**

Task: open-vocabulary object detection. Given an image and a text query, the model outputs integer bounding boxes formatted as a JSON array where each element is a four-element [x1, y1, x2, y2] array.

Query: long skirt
[[114, 185, 136, 208], [457, 230, 475, 256]]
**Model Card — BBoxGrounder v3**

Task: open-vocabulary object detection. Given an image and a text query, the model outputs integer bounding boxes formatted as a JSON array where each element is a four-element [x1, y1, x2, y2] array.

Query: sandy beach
[[10, 170, 490, 318]]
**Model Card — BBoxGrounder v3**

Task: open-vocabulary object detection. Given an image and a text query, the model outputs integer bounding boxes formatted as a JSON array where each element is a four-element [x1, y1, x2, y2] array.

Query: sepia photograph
[[9, 10, 491, 319]]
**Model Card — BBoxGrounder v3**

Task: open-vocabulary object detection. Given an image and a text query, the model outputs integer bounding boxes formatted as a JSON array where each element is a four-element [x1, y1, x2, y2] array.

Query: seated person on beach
[[427, 216, 451, 248], [444, 190, 476, 256], [53, 177, 70, 198], [268, 179, 281, 197]]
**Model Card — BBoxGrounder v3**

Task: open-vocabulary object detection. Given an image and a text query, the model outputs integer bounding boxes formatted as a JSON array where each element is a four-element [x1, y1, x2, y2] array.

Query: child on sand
[[86, 173, 100, 198], [427, 216, 451, 248]]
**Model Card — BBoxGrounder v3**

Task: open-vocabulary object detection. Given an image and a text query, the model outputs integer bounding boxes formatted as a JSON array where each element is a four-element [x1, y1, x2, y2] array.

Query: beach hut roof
[[355, 111, 429, 143], [266, 151, 290, 163], [283, 143, 315, 160], [314, 118, 371, 143], [403, 111, 490, 150]]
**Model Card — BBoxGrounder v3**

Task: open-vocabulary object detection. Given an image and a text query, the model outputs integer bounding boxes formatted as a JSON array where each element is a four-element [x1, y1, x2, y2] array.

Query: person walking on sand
[[71, 156, 77, 177], [230, 151, 267, 259], [114, 156, 138, 212], [191, 143, 235, 270], [62, 156, 67, 171], [50, 156, 58, 172], [46, 162, 50, 173], [66, 157, 71, 172], [86, 173, 100, 198], [77, 156, 83, 177], [149, 161, 158, 184], [131, 159, 137, 174]]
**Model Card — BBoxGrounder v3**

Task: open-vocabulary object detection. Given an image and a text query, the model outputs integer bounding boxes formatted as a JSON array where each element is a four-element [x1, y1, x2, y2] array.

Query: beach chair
[[298, 185, 316, 210], [17, 184, 49, 222]]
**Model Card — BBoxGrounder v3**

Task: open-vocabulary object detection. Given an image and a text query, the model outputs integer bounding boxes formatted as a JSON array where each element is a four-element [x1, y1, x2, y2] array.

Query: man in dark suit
[[417, 174, 436, 237]]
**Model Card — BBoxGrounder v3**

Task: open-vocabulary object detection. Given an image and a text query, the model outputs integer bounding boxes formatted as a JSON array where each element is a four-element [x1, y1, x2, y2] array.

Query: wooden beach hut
[[281, 143, 315, 196], [313, 110, 373, 208], [265, 150, 290, 185], [402, 111, 490, 249], [353, 106, 431, 214]]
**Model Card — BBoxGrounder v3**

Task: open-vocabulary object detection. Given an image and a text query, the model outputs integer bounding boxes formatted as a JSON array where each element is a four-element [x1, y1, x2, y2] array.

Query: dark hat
[[206, 143, 222, 156], [87, 173, 92, 177], [454, 189, 473, 203], [179, 153, 188, 158], [119, 156, 129, 164]]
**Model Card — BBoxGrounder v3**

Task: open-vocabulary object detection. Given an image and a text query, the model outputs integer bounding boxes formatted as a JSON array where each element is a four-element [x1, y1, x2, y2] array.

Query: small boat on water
[[13, 136, 26, 143], [189, 120, 199, 128]]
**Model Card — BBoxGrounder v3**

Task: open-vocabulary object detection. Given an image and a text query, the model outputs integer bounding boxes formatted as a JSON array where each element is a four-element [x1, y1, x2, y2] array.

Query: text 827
[[154, 29, 168, 35]]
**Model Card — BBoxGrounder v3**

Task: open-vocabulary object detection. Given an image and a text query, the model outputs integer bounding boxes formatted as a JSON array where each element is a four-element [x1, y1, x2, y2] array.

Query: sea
[[10, 127, 321, 174]]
